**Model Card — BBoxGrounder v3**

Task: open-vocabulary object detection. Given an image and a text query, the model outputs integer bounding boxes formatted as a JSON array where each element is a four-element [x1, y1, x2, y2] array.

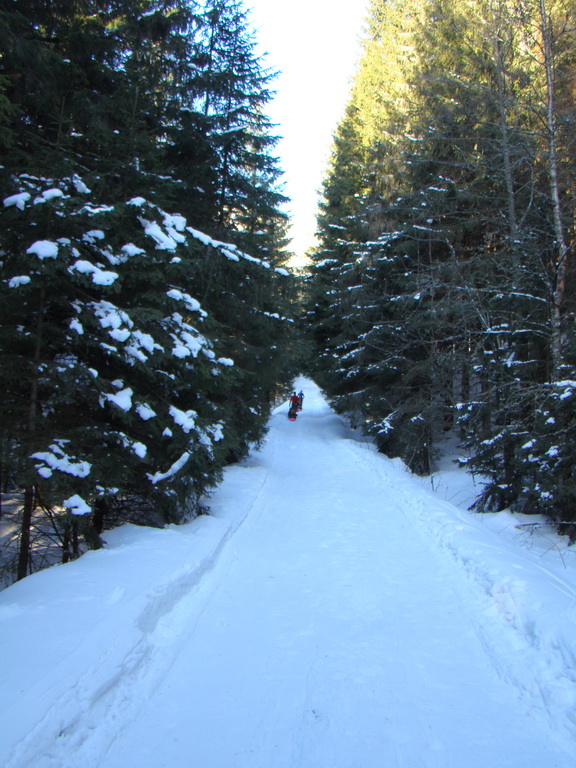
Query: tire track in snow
[[3, 457, 277, 768]]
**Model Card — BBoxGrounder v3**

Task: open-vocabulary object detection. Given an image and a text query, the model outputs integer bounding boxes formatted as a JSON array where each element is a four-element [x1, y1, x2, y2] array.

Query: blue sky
[[247, 0, 369, 261]]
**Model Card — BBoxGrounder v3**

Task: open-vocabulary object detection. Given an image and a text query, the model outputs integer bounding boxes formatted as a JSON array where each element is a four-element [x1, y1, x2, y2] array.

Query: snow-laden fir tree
[[0, 0, 296, 579]]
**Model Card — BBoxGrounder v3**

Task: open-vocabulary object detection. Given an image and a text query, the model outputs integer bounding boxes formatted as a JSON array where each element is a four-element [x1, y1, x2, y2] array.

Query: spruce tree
[[0, 0, 296, 578]]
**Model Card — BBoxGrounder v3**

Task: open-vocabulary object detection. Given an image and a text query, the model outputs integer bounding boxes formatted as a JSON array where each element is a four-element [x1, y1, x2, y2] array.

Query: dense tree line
[[0, 0, 297, 580], [307, 0, 576, 535]]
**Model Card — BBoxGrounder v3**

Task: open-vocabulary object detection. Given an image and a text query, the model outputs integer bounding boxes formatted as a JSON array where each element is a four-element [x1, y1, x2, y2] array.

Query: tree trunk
[[92, 497, 108, 535], [538, 0, 570, 379], [17, 485, 35, 580], [17, 288, 45, 579], [492, 29, 519, 244]]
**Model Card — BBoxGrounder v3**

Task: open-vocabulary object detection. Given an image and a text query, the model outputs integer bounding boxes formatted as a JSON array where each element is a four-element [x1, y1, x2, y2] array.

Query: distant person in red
[[288, 392, 299, 420]]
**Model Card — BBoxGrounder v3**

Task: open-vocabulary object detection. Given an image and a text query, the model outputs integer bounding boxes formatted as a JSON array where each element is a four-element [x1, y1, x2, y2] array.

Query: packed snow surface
[[1, 379, 576, 767]]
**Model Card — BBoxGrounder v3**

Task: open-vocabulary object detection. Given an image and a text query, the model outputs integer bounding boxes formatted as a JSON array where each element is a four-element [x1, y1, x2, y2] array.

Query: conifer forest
[[1, 0, 576, 583], [307, 0, 576, 535]]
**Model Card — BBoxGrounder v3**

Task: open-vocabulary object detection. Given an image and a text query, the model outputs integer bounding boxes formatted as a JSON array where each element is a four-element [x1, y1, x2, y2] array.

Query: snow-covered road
[[1, 379, 575, 767]]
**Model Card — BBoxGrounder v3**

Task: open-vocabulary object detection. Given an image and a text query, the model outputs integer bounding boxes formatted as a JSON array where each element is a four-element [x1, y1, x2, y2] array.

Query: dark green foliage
[[1, 173, 291, 515], [0, 0, 296, 579], [306, 0, 576, 527]]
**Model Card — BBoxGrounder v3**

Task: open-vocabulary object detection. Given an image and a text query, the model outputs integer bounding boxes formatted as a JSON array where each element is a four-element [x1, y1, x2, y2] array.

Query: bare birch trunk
[[538, 0, 570, 379]]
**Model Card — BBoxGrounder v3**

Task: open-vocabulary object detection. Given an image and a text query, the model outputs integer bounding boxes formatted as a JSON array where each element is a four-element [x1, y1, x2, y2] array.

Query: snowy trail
[[2, 380, 575, 767]]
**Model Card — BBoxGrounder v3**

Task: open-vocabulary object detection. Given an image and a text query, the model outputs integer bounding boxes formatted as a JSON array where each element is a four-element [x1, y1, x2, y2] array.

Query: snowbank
[[342, 437, 576, 739]]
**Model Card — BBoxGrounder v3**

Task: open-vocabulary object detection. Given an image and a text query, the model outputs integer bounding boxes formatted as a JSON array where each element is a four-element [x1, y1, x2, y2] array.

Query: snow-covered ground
[[1, 378, 575, 767]]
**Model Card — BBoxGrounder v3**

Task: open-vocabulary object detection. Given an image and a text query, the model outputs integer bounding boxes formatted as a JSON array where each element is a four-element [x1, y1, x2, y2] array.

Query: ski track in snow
[[1, 379, 575, 767]]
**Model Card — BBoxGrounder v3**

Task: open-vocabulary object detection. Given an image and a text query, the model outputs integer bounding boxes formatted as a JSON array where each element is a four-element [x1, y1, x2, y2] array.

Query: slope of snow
[[1, 379, 575, 767]]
